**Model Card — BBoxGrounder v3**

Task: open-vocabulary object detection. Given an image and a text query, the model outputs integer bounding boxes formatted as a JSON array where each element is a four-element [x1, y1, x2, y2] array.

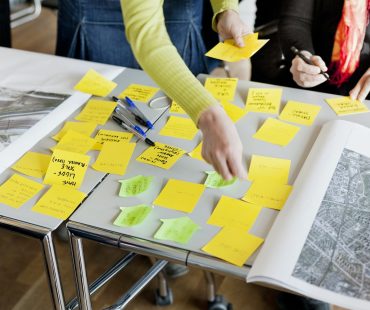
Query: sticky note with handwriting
[[74, 69, 117, 97], [204, 171, 237, 188], [53, 130, 96, 154], [154, 216, 200, 244], [93, 129, 133, 151], [205, 78, 238, 101], [44, 149, 90, 188], [253, 118, 300, 146], [0, 174, 44, 208], [279, 101, 321, 126], [242, 181, 292, 210], [113, 204, 152, 227], [205, 43, 244, 62], [12, 152, 51, 179], [75, 99, 117, 125], [154, 179, 205, 213], [325, 96, 369, 115], [118, 84, 159, 103], [159, 116, 198, 140], [136, 142, 185, 170], [53, 121, 96, 141], [202, 227, 264, 266], [248, 155, 291, 184], [207, 196, 262, 230], [246, 88, 282, 114], [92, 142, 135, 175], [221, 101, 247, 123], [118, 175, 153, 197], [170, 101, 186, 114], [32, 185, 86, 220]]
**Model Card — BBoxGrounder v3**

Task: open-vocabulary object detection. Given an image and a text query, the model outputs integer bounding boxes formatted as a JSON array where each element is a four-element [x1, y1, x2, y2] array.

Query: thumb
[[232, 27, 244, 47], [311, 55, 328, 72]]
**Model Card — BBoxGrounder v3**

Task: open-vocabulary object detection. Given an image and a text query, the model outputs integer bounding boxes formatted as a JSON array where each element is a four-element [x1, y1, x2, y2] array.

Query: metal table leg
[[0, 217, 66, 310], [69, 232, 92, 310]]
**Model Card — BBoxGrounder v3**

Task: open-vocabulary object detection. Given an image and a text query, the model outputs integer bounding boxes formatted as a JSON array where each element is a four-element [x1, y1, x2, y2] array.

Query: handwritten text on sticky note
[[118, 175, 153, 197], [74, 69, 117, 97], [113, 204, 152, 227], [154, 217, 200, 244], [75, 99, 117, 125], [12, 152, 51, 179]]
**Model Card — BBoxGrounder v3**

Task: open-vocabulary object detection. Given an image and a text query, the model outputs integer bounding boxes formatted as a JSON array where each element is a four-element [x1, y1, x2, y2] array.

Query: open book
[[248, 120, 370, 310]]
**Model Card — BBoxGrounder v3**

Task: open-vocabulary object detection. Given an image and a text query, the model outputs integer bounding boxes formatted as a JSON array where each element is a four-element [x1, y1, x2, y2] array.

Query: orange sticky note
[[75, 99, 117, 125], [202, 227, 264, 266], [207, 196, 262, 230], [136, 142, 185, 170], [92, 142, 136, 175], [118, 84, 159, 103], [44, 149, 90, 188], [74, 69, 117, 97], [0, 174, 44, 208], [154, 179, 205, 213], [32, 185, 86, 220]]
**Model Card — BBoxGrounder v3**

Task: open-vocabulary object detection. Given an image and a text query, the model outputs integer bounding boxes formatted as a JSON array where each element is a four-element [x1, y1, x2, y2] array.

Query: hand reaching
[[216, 10, 250, 47]]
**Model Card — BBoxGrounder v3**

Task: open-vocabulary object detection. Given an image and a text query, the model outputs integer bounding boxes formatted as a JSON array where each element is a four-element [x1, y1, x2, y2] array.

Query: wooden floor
[[5, 7, 344, 310]]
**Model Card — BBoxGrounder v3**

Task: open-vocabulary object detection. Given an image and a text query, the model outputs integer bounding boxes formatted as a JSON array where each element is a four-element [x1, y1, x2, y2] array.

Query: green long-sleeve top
[[120, 0, 238, 124]]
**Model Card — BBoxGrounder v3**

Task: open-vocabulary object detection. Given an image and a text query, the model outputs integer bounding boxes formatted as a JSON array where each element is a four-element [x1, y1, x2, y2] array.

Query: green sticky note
[[204, 171, 237, 188], [154, 216, 200, 244], [118, 175, 153, 197], [113, 204, 152, 227]]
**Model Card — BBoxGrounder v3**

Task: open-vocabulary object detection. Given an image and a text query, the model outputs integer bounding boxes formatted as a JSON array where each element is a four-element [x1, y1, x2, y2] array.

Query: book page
[[248, 120, 370, 309]]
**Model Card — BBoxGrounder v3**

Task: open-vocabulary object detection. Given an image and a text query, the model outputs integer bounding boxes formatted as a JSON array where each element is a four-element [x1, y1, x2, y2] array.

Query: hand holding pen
[[290, 46, 329, 88]]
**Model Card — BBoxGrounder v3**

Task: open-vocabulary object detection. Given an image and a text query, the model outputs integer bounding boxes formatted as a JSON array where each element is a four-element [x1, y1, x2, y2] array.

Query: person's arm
[[279, 0, 328, 88], [350, 67, 370, 101], [120, 0, 246, 179]]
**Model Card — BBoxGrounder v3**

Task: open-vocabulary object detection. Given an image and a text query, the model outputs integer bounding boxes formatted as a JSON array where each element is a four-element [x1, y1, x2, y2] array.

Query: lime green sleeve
[[210, 0, 240, 31], [120, 0, 231, 124]]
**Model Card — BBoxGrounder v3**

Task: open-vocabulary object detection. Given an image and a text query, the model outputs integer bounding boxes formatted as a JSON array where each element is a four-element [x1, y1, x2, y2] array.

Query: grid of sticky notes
[[205, 32, 268, 62]]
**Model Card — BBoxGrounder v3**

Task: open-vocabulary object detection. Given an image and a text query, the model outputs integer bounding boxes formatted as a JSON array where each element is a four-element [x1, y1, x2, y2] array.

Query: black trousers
[[0, 0, 11, 47]]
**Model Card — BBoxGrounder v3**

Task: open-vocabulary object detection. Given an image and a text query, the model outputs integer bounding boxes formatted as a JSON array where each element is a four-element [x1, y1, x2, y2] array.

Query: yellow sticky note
[[118, 84, 159, 103], [75, 99, 117, 125], [188, 142, 204, 162], [221, 101, 247, 123], [279, 101, 321, 126], [154, 179, 205, 213], [202, 227, 264, 266], [207, 196, 262, 231], [206, 33, 268, 62], [44, 149, 90, 188], [74, 69, 117, 97], [32, 185, 86, 220], [92, 142, 136, 175], [170, 101, 186, 114], [53, 121, 96, 141], [248, 155, 291, 184], [205, 78, 238, 101], [93, 129, 133, 151], [159, 116, 198, 140], [325, 96, 369, 115], [253, 118, 300, 146], [0, 174, 44, 209], [12, 152, 51, 178], [246, 88, 282, 114], [242, 181, 292, 210], [137, 142, 185, 170], [53, 130, 96, 154], [205, 43, 244, 62]]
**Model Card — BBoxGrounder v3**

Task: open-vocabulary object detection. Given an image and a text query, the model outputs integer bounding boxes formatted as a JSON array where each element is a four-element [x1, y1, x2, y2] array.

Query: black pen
[[290, 46, 330, 80], [112, 115, 155, 146]]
